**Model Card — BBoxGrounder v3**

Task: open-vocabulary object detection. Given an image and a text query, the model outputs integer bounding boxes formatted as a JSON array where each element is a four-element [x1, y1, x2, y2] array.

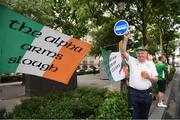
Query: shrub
[[0, 74, 23, 83], [9, 87, 109, 119], [167, 67, 176, 81], [38, 98, 74, 119], [0, 109, 7, 119], [70, 87, 108, 119], [8, 98, 46, 119], [170, 67, 176, 75], [96, 92, 131, 119], [8, 87, 130, 119]]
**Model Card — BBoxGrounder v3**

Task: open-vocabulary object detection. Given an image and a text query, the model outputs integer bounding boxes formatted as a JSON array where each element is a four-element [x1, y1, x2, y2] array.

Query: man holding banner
[[120, 33, 158, 119]]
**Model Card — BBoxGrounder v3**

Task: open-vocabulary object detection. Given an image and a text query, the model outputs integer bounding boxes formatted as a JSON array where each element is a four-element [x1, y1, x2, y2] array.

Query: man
[[120, 33, 158, 119], [152, 57, 158, 64], [156, 55, 168, 107]]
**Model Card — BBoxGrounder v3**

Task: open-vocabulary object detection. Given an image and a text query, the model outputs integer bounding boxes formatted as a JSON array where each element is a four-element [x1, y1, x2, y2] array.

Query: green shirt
[[156, 61, 168, 80]]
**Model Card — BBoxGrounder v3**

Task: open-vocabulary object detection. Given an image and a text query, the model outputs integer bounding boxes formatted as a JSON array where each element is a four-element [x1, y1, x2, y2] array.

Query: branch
[[107, 7, 122, 18]]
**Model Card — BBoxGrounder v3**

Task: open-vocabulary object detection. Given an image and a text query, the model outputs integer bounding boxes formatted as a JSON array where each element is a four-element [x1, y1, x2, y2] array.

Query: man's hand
[[119, 32, 130, 61], [142, 71, 150, 79], [142, 71, 158, 83], [123, 32, 130, 41]]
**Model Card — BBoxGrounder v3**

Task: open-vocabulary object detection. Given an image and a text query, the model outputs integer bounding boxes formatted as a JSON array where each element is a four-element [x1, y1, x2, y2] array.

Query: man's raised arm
[[120, 33, 129, 61]]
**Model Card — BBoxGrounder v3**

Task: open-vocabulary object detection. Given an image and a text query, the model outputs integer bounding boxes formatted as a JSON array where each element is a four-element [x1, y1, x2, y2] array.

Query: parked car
[[85, 68, 94, 72], [76, 69, 85, 74], [95, 68, 100, 72], [174, 63, 180, 67]]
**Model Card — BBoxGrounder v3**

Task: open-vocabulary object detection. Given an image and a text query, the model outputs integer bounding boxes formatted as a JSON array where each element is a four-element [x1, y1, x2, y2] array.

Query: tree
[[53, 0, 89, 38], [67, 0, 156, 55], [8, 0, 180, 58], [9, 0, 55, 28], [0, 0, 8, 5], [9, 0, 89, 38], [148, 0, 180, 62], [124, 0, 151, 46]]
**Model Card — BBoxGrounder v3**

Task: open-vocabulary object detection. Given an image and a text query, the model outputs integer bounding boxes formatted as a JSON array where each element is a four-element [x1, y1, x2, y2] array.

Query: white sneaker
[[157, 102, 167, 108]]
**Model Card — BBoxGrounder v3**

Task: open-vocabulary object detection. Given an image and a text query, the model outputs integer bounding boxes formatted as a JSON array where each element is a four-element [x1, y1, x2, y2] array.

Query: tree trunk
[[142, 25, 147, 46], [165, 54, 170, 65], [159, 28, 163, 54], [141, 0, 148, 46]]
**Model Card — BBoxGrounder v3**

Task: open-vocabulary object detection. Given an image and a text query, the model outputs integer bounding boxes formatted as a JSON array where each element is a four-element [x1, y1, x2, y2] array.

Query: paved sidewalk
[[0, 83, 27, 112], [149, 80, 174, 119], [77, 74, 121, 91], [149, 67, 180, 119]]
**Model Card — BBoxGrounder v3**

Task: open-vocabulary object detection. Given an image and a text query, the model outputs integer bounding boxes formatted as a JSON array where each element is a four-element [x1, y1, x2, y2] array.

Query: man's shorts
[[157, 80, 166, 92]]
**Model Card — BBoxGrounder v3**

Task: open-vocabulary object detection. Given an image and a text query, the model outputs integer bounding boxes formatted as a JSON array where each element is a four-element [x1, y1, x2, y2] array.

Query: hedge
[[6, 87, 131, 119], [0, 74, 23, 83]]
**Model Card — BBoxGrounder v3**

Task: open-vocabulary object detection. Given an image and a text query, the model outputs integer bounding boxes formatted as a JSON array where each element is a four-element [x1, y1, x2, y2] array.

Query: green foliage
[[0, 74, 23, 83], [0, 108, 7, 119], [147, 25, 160, 55], [90, 21, 121, 56], [8, 0, 179, 57], [9, 0, 89, 38], [96, 92, 131, 119], [8, 87, 131, 119], [9, 87, 125, 119], [167, 67, 176, 81], [10, 0, 55, 27], [148, 0, 179, 57], [53, 0, 89, 38], [8, 98, 47, 119], [0, 0, 8, 6]]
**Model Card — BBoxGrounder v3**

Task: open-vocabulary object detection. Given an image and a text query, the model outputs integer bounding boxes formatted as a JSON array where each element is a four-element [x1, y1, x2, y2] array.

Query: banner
[[0, 6, 92, 84], [101, 48, 125, 81]]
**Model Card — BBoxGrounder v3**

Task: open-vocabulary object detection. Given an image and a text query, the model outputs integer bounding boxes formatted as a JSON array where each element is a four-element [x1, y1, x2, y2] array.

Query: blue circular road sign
[[114, 20, 129, 36]]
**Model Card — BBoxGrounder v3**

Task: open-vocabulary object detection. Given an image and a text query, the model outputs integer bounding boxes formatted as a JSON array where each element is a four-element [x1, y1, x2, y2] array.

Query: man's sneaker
[[157, 102, 167, 108]]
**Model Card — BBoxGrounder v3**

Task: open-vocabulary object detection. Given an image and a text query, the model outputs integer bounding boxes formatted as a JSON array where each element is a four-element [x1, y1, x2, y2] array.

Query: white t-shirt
[[127, 55, 158, 90]]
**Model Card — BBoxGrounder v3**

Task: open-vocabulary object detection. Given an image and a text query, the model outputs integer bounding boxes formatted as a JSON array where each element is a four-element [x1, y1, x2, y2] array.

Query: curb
[[148, 74, 176, 119]]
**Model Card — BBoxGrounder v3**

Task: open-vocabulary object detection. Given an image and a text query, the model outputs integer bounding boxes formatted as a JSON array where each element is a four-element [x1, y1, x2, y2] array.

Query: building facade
[[174, 33, 180, 65], [78, 35, 100, 70]]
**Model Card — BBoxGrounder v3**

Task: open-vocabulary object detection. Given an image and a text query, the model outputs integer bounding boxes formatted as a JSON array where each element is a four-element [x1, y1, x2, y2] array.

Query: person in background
[[153, 57, 158, 64], [120, 33, 158, 119], [152, 57, 159, 100], [156, 55, 168, 107]]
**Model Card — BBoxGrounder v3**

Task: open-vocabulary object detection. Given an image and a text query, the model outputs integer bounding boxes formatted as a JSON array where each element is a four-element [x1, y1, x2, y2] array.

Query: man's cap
[[135, 46, 147, 51]]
